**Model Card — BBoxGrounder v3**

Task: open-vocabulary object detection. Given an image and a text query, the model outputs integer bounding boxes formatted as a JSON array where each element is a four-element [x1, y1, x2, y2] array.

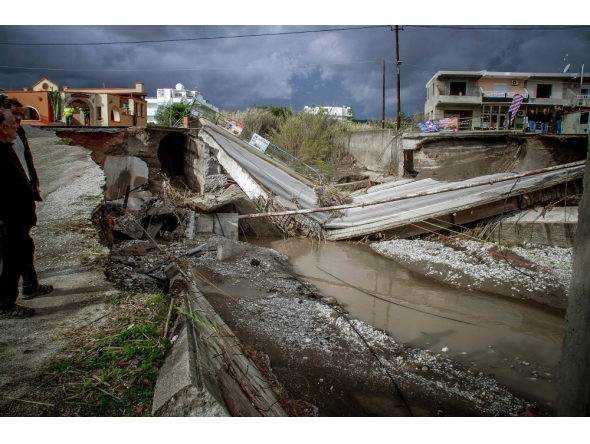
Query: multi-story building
[[424, 70, 590, 132], [3, 78, 148, 127], [303, 105, 353, 120], [146, 83, 219, 125]]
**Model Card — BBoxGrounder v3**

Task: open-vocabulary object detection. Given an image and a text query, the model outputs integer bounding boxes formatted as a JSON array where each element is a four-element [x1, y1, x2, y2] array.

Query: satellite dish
[[564, 64, 571, 73]]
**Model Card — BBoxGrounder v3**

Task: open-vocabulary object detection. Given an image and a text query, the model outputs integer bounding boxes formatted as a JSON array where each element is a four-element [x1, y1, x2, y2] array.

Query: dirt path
[[0, 127, 117, 414]]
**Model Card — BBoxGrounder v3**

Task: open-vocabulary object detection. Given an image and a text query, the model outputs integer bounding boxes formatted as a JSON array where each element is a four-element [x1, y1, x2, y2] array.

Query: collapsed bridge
[[53, 119, 586, 243]]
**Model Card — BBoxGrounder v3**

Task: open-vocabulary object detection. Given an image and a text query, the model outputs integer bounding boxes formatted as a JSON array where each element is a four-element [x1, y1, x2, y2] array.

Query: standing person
[[555, 106, 564, 134], [1, 99, 53, 301], [535, 110, 543, 133], [0, 109, 37, 318], [63, 105, 74, 126], [527, 110, 537, 133], [541, 108, 552, 134]]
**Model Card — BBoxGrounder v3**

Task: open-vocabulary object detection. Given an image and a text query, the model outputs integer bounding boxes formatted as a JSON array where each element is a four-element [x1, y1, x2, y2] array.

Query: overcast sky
[[1, 7, 588, 120]]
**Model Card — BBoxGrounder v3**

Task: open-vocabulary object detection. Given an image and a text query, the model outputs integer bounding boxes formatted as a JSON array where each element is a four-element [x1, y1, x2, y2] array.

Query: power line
[[0, 26, 389, 47], [0, 60, 382, 73], [405, 25, 590, 31]]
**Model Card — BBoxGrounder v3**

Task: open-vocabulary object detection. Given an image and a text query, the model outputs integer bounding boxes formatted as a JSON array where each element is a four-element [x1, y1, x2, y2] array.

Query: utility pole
[[395, 25, 401, 131], [382, 60, 386, 129]]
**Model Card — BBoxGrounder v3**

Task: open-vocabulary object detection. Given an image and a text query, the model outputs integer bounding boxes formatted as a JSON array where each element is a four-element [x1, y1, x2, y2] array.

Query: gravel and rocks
[[108, 233, 543, 416], [371, 237, 572, 308]]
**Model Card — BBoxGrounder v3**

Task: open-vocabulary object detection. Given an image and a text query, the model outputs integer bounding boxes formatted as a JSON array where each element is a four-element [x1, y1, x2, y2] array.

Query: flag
[[509, 94, 524, 125]]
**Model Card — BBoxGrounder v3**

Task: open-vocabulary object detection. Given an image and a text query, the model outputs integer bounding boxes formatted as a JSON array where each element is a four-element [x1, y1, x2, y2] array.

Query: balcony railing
[[481, 90, 529, 99]]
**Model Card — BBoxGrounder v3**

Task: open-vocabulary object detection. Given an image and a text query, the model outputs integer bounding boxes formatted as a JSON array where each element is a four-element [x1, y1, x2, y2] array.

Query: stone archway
[[157, 132, 191, 190], [66, 98, 93, 126], [22, 106, 41, 123]]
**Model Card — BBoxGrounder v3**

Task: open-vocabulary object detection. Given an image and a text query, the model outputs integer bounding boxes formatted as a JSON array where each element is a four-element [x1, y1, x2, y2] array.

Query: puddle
[[247, 237, 565, 413]]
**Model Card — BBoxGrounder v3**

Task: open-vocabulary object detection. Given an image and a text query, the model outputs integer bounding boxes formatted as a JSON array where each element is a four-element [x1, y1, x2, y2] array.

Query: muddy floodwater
[[247, 237, 566, 414]]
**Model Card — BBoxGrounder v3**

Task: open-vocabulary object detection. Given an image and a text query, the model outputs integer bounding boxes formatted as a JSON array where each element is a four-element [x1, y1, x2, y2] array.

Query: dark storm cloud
[[1, 25, 589, 119]]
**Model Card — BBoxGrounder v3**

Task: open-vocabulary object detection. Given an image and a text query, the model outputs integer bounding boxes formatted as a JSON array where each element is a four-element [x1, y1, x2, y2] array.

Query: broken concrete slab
[[217, 238, 247, 261], [487, 207, 578, 247], [195, 213, 239, 240], [215, 213, 239, 240], [145, 221, 164, 239], [146, 202, 177, 221], [112, 215, 144, 240], [154, 272, 287, 416], [104, 155, 149, 201], [185, 192, 237, 213], [195, 214, 214, 233], [152, 317, 230, 417]]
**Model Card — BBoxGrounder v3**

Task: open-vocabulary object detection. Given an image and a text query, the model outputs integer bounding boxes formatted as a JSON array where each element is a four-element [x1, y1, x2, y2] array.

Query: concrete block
[[146, 221, 164, 239], [152, 323, 229, 417], [214, 213, 239, 240], [195, 214, 214, 233], [489, 207, 578, 247], [112, 216, 143, 239], [195, 213, 239, 240], [104, 155, 149, 201], [217, 238, 247, 261]]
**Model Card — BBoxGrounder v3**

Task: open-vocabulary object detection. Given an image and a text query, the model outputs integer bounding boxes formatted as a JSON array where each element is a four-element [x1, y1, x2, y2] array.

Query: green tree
[[347, 106, 355, 121], [153, 101, 191, 127]]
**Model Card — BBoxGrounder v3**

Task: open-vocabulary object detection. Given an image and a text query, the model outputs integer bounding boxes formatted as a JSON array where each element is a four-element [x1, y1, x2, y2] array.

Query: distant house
[[424, 70, 590, 132], [146, 83, 219, 125], [3, 78, 148, 127], [303, 105, 353, 120]]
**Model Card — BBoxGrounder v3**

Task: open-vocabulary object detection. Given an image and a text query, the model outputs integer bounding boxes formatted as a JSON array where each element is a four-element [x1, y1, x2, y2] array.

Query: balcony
[[481, 90, 529, 103], [437, 94, 481, 105]]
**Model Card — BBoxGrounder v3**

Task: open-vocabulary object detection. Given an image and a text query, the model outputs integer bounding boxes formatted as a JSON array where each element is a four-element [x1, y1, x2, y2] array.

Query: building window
[[536, 84, 552, 99], [449, 82, 467, 96], [157, 89, 164, 97], [97, 106, 102, 120], [23, 106, 40, 121], [581, 112, 589, 125]]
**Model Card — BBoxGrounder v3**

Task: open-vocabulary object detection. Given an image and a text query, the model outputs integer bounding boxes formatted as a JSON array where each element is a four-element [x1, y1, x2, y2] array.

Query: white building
[[303, 105, 353, 120], [146, 83, 219, 124]]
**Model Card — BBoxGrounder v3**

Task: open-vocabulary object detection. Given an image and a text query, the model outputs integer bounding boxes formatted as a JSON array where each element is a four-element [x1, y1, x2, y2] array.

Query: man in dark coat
[[2, 99, 54, 300], [541, 108, 552, 134], [0, 108, 37, 317], [527, 110, 537, 133]]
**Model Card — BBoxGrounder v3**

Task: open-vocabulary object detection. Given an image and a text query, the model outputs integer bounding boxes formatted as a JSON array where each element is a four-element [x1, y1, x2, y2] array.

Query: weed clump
[[44, 291, 175, 416], [56, 137, 73, 146]]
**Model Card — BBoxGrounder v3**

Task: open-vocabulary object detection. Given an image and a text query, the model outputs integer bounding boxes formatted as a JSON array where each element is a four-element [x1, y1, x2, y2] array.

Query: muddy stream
[[247, 237, 565, 414]]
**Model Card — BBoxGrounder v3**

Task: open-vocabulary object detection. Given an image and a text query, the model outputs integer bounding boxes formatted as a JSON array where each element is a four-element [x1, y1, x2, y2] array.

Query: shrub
[[267, 111, 351, 170], [56, 138, 73, 146], [224, 107, 280, 139]]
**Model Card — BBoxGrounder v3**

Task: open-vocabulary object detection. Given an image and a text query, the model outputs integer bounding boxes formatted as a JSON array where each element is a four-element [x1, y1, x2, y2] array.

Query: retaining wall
[[345, 130, 587, 181]]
